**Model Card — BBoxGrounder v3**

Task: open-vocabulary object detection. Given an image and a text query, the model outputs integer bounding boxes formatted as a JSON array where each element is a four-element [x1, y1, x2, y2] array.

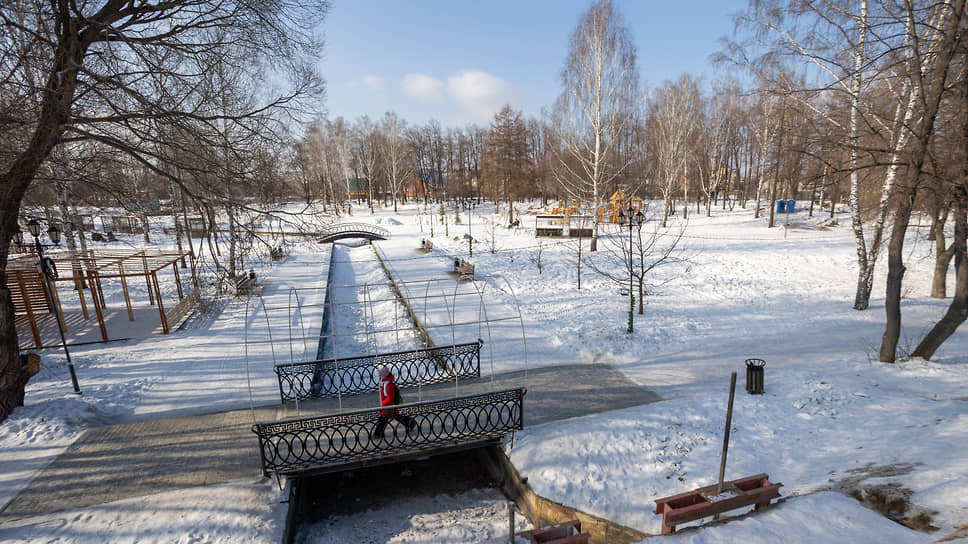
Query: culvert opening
[[288, 449, 532, 543]]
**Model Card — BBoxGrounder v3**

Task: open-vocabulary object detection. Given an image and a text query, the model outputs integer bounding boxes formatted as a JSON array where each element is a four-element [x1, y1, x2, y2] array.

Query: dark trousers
[[373, 415, 415, 438]]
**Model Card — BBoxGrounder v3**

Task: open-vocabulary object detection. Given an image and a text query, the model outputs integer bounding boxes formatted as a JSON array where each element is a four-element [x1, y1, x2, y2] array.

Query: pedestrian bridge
[[273, 341, 484, 402], [252, 388, 525, 477], [317, 222, 389, 244]]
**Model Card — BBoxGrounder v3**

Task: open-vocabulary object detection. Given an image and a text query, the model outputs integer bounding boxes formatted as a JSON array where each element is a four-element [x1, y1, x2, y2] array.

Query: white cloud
[[402, 73, 444, 101], [446, 70, 519, 121], [361, 75, 384, 91]]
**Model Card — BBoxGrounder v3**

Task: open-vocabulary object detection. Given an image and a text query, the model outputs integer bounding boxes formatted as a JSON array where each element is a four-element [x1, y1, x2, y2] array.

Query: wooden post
[[76, 273, 89, 320], [189, 251, 199, 290], [718, 372, 737, 494], [142, 253, 154, 305], [153, 271, 169, 333], [87, 270, 109, 342], [95, 268, 106, 307], [16, 271, 43, 348], [118, 262, 135, 321], [172, 262, 184, 299], [47, 276, 67, 332]]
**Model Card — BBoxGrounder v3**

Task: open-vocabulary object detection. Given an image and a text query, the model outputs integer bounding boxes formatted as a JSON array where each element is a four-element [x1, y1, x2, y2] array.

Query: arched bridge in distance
[[317, 222, 389, 244]]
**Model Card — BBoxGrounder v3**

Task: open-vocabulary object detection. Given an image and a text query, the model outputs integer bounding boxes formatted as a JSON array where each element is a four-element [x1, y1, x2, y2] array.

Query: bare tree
[[381, 112, 411, 212], [649, 75, 703, 227], [551, 0, 640, 251], [0, 0, 328, 421], [585, 205, 687, 326], [353, 116, 380, 213], [881, 0, 966, 362]]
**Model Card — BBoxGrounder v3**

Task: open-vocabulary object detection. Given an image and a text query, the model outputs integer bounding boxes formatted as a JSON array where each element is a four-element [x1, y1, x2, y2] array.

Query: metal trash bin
[[746, 359, 766, 394]]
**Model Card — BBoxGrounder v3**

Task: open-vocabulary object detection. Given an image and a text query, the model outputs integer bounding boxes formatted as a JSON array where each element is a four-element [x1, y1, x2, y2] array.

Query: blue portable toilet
[[776, 200, 786, 213], [787, 199, 796, 213]]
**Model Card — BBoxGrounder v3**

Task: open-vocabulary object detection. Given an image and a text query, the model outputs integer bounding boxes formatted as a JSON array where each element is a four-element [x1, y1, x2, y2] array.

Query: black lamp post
[[24, 219, 81, 394], [617, 205, 645, 334]]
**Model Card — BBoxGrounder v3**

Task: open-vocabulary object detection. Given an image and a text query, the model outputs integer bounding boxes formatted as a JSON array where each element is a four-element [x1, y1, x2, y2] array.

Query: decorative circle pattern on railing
[[252, 387, 525, 476], [317, 222, 390, 243], [274, 341, 482, 402]]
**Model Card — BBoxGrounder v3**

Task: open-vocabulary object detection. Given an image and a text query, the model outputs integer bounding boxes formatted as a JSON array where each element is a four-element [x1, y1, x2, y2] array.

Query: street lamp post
[[19, 219, 82, 394], [618, 205, 645, 334]]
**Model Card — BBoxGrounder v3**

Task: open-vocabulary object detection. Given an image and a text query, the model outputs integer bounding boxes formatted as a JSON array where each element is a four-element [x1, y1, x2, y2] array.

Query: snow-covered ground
[[1, 201, 966, 543]]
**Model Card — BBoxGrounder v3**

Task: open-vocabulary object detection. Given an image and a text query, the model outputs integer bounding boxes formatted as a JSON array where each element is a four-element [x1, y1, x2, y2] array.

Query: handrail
[[274, 340, 483, 402], [317, 222, 390, 242], [252, 387, 526, 476]]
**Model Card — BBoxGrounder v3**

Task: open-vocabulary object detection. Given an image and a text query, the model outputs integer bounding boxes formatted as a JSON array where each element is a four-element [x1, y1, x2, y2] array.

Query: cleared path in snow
[[0, 238, 660, 524]]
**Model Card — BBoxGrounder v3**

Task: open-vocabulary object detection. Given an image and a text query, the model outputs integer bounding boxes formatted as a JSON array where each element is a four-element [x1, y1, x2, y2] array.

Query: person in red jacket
[[372, 366, 417, 440]]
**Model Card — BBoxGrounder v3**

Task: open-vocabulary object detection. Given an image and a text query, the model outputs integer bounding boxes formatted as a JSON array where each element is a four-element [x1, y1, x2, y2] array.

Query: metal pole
[[627, 209, 634, 334], [35, 238, 81, 394], [717, 372, 737, 493], [507, 501, 515, 544]]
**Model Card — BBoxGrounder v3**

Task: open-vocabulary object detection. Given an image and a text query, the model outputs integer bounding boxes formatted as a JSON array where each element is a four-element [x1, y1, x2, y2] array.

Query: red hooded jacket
[[379, 373, 400, 417]]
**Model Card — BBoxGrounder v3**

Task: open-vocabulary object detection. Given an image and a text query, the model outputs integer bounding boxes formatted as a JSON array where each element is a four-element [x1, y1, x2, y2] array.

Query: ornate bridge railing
[[252, 387, 526, 477], [317, 222, 390, 243], [274, 341, 483, 402]]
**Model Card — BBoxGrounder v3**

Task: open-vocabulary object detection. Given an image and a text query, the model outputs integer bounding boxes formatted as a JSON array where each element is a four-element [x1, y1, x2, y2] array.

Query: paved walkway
[[0, 363, 658, 524]]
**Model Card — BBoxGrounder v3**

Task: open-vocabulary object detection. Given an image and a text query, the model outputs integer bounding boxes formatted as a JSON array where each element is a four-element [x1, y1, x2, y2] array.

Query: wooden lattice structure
[[8, 249, 198, 348]]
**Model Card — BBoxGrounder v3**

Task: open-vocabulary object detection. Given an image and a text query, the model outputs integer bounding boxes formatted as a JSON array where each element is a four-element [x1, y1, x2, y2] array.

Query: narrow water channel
[[295, 242, 532, 543], [321, 242, 422, 360]]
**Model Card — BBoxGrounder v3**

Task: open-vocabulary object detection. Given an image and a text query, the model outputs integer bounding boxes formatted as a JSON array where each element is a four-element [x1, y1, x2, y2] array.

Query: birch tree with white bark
[[649, 75, 703, 227], [381, 112, 411, 212], [550, 0, 640, 251]]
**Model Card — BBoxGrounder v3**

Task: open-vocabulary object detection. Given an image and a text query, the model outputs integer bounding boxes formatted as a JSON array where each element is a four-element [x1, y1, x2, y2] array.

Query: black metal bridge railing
[[273, 341, 483, 402], [317, 222, 390, 243], [252, 387, 526, 477]]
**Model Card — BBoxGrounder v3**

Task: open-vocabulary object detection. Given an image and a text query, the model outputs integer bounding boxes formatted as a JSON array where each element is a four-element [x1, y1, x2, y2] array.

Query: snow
[[1, 201, 966, 543]]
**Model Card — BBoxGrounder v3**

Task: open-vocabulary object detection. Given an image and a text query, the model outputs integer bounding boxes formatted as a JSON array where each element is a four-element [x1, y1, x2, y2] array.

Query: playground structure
[[550, 198, 580, 216], [548, 190, 643, 224], [537, 188, 644, 238], [598, 189, 643, 224]]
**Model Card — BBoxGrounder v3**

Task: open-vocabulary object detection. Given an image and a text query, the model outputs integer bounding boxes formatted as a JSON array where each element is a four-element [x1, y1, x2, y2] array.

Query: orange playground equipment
[[550, 198, 581, 216], [598, 189, 643, 224]]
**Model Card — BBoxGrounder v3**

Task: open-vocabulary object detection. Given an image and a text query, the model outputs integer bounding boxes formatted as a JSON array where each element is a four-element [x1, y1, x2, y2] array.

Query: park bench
[[420, 238, 434, 251], [273, 340, 484, 402], [653, 473, 782, 534], [91, 231, 118, 242], [454, 257, 475, 278], [235, 271, 257, 296]]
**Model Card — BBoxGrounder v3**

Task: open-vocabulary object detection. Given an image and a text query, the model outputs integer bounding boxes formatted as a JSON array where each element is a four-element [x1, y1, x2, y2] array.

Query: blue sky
[[319, 0, 749, 127]]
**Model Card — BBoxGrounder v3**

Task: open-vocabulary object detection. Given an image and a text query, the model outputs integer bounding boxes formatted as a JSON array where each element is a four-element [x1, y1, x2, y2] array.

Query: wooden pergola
[[9, 249, 198, 348]]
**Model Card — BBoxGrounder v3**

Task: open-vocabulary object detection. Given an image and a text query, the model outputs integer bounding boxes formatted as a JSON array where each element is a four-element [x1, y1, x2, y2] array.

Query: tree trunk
[[880, 189, 915, 362], [913, 193, 967, 359], [931, 207, 955, 298], [0, 16, 91, 422], [879, 0, 963, 362]]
